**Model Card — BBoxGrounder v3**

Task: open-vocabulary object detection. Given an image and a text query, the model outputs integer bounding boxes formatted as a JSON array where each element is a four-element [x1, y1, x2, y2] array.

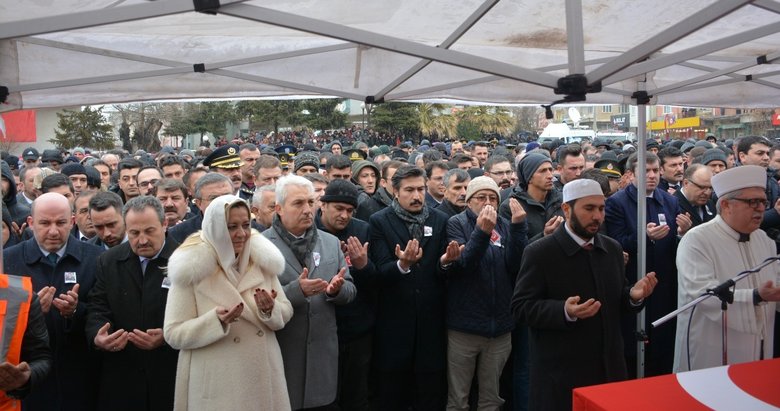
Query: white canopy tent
[[1, 0, 779, 378], [1, 0, 780, 110]]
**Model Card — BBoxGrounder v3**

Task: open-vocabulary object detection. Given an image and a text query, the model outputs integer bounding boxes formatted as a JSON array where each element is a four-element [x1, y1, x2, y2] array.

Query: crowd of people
[[0, 133, 777, 411]]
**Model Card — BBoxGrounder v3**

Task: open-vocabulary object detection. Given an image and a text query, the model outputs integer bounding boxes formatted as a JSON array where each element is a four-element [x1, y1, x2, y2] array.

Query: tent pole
[[636, 98, 648, 379], [565, 0, 585, 75]]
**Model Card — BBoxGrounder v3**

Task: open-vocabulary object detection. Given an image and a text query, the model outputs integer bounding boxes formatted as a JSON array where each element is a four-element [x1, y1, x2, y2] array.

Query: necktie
[[46, 253, 58, 265], [140, 258, 149, 275], [582, 243, 594, 251], [738, 233, 750, 242], [80, 236, 88, 242]]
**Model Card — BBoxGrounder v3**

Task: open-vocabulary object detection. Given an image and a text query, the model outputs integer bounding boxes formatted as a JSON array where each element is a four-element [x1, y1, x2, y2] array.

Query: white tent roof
[[1, 0, 779, 111]]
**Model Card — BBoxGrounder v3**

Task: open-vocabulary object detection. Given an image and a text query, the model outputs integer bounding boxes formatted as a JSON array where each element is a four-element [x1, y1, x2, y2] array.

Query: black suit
[[511, 226, 643, 411], [674, 188, 715, 228], [167, 212, 202, 244], [85, 240, 179, 411], [3, 238, 103, 411], [368, 206, 450, 410]]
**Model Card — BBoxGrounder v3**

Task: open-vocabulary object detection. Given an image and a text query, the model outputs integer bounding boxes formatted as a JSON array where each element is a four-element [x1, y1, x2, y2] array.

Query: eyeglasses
[[687, 180, 712, 191], [472, 194, 498, 202], [489, 170, 513, 177], [139, 179, 159, 187], [730, 197, 769, 209]]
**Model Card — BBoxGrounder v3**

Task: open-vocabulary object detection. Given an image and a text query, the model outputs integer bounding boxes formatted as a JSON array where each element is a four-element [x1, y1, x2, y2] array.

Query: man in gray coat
[[263, 175, 356, 410]]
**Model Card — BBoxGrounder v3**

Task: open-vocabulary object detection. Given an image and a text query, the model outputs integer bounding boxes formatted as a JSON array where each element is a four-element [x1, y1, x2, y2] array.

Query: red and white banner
[[0, 110, 37, 142], [573, 358, 780, 410]]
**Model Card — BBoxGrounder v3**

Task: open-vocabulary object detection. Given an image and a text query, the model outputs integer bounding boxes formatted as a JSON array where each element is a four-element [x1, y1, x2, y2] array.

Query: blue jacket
[[605, 183, 680, 376], [446, 209, 528, 338]]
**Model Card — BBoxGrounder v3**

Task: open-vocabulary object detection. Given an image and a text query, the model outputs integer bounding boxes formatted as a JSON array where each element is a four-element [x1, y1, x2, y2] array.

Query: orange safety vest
[[0, 275, 33, 411]]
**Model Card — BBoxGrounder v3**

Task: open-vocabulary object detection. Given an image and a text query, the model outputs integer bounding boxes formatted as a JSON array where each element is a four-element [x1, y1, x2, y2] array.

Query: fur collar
[[167, 230, 285, 287]]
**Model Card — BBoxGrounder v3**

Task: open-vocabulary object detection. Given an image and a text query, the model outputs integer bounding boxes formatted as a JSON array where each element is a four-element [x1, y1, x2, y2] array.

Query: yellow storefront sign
[[647, 117, 700, 130]]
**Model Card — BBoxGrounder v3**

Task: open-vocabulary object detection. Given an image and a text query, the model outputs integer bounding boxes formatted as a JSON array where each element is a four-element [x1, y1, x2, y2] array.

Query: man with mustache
[[445, 177, 528, 410], [674, 165, 780, 372], [203, 144, 244, 196], [657, 147, 685, 194], [484, 155, 514, 192], [368, 165, 462, 410], [513, 179, 657, 411], [436, 168, 470, 218], [263, 175, 356, 410], [605, 151, 692, 377], [675, 164, 716, 229], [315, 179, 377, 410], [86, 196, 179, 411], [152, 179, 191, 227]]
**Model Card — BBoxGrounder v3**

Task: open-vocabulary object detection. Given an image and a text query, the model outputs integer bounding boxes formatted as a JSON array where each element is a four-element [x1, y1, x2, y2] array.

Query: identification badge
[[161, 276, 171, 289], [424, 226, 433, 237], [490, 230, 502, 247], [313, 252, 321, 267], [64, 272, 77, 284], [657, 213, 667, 226]]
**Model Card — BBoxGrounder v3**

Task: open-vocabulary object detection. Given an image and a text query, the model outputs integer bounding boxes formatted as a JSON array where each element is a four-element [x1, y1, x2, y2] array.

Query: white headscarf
[[201, 195, 252, 285]]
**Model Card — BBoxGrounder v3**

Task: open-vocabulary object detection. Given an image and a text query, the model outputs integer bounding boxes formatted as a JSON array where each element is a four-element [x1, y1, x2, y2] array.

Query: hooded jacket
[[2, 161, 30, 226], [499, 186, 564, 242]]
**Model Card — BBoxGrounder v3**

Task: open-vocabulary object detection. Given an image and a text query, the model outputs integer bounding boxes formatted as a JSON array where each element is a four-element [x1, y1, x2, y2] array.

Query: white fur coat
[[164, 231, 293, 411]]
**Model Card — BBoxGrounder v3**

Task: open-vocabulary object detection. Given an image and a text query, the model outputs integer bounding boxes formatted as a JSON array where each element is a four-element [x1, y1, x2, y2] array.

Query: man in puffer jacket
[[445, 176, 529, 410]]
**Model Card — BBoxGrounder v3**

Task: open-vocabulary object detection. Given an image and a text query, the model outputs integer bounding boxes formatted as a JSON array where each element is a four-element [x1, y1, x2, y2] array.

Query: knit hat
[[84, 166, 102, 188], [525, 141, 540, 152], [294, 152, 320, 173], [517, 152, 552, 189], [351, 160, 380, 181], [563, 179, 603, 202], [320, 179, 359, 207], [701, 148, 728, 166], [60, 162, 87, 177], [465, 176, 501, 202], [711, 165, 765, 197]]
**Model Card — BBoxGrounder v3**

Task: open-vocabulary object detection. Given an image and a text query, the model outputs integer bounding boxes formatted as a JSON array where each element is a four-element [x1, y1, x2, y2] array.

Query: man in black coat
[[355, 160, 402, 222], [3, 192, 103, 410], [315, 179, 378, 411], [368, 165, 462, 411], [167, 172, 233, 244], [512, 179, 658, 411], [674, 164, 716, 228], [86, 196, 179, 411]]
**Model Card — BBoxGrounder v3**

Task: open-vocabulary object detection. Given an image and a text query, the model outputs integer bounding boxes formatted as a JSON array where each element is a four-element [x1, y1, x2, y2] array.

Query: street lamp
[[360, 102, 366, 129]]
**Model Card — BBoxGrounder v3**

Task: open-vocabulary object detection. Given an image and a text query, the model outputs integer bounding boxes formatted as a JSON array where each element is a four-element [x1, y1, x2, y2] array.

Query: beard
[[570, 211, 600, 240]]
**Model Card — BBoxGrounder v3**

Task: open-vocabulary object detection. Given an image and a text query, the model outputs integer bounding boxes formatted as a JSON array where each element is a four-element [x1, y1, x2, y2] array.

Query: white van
[[537, 123, 596, 144], [596, 131, 636, 142]]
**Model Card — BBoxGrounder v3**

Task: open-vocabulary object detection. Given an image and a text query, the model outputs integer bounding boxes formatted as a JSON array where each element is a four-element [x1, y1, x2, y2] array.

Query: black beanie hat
[[60, 162, 87, 177], [320, 179, 359, 208]]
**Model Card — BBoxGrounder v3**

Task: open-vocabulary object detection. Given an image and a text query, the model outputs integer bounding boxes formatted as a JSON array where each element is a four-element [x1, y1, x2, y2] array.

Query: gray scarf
[[390, 198, 430, 241], [374, 186, 393, 207], [271, 214, 318, 268]]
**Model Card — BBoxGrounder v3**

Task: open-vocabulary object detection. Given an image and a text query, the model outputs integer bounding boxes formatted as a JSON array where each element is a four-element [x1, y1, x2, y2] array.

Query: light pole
[[361, 102, 366, 129]]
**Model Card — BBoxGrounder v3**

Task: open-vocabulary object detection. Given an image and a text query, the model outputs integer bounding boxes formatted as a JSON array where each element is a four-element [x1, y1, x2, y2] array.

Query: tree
[[235, 100, 304, 134], [51, 106, 115, 150], [512, 106, 542, 134], [372, 103, 420, 138], [418, 103, 457, 139], [457, 106, 515, 136], [301, 99, 347, 132], [456, 119, 482, 141]]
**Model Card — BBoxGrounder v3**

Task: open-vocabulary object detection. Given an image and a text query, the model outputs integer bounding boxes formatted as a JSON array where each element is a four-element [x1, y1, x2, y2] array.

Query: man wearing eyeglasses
[[483, 155, 514, 191], [674, 165, 780, 371], [675, 164, 716, 228], [136, 166, 162, 197], [445, 176, 528, 411]]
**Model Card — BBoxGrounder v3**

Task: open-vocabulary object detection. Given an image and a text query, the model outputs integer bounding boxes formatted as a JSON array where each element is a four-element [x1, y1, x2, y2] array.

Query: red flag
[[0, 110, 37, 142]]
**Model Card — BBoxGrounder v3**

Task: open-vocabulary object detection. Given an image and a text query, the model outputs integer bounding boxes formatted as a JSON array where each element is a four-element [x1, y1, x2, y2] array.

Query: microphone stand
[[652, 255, 780, 366]]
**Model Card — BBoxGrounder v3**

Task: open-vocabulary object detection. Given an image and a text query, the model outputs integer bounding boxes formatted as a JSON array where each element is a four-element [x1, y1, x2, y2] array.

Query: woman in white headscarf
[[164, 194, 292, 411]]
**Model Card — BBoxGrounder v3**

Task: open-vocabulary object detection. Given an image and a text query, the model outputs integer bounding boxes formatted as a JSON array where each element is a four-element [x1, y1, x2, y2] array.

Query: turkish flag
[[772, 113, 780, 126], [0, 110, 37, 142]]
